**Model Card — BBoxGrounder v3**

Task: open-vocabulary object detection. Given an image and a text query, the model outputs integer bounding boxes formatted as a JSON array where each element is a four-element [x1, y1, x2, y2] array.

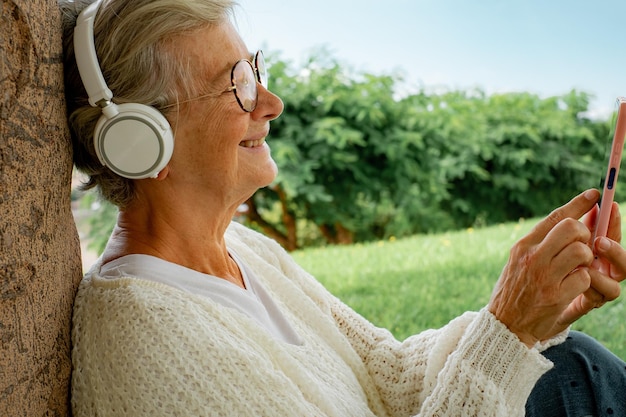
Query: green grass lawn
[[291, 216, 626, 361]]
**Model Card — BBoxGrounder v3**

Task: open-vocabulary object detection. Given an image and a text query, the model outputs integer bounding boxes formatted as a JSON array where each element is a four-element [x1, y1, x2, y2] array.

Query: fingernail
[[584, 189, 597, 200], [597, 237, 611, 251]]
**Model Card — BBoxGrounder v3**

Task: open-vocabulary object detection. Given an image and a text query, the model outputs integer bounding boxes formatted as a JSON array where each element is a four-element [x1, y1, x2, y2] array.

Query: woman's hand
[[488, 189, 600, 347], [553, 201, 626, 316]]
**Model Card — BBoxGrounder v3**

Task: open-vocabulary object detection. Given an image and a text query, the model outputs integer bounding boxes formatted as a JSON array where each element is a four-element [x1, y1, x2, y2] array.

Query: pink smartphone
[[594, 97, 626, 241]]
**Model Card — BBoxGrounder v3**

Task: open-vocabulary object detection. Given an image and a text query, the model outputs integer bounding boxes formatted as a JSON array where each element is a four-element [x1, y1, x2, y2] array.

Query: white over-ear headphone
[[73, 0, 174, 179]]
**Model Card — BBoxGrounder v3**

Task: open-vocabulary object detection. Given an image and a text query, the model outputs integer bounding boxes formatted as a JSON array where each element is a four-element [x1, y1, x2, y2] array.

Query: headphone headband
[[72, 0, 175, 180], [74, 0, 113, 108]]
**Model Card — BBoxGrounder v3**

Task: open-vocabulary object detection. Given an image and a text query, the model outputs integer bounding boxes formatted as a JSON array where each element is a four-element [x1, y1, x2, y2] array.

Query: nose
[[252, 84, 284, 121]]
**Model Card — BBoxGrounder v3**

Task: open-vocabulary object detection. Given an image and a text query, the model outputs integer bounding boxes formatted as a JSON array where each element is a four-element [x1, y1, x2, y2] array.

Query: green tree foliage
[[246, 51, 612, 249], [425, 90, 606, 227]]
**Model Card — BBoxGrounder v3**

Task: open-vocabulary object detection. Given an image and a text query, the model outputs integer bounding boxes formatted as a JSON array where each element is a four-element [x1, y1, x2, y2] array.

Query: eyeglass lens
[[231, 51, 267, 112], [255, 50, 267, 87]]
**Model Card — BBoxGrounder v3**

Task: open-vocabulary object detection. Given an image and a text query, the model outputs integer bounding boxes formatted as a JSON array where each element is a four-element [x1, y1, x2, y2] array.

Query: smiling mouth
[[239, 138, 266, 148]]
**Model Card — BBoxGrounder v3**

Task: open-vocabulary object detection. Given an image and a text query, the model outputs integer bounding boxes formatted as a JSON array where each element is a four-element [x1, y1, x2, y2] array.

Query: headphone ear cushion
[[93, 103, 174, 179]]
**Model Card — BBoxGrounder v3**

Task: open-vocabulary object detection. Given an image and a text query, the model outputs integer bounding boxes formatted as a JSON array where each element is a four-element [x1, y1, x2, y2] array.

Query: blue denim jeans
[[525, 331, 626, 417]]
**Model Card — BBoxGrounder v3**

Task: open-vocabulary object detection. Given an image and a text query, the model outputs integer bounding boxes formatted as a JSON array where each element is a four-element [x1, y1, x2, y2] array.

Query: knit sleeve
[[330, 297, 553, 417], [225, 223, 554, 416]]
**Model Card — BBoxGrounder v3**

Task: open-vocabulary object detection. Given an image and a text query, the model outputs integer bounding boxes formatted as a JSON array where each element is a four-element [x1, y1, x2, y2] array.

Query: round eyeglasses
[[228, 50, 267, 112], [161, 50, 267, 112]]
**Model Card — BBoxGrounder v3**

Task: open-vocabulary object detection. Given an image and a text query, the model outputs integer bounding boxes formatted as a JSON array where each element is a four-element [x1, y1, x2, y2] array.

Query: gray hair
[[59, 0, 237, 207]]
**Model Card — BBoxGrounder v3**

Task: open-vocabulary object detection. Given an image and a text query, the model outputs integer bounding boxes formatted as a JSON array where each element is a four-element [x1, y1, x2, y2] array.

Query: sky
[[236, 0, 626, 119]]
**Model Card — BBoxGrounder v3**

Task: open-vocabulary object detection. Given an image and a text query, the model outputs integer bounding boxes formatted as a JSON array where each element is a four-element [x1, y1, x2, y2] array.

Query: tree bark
[[274, 184, 298, 251], [0, 0, 82, 416]]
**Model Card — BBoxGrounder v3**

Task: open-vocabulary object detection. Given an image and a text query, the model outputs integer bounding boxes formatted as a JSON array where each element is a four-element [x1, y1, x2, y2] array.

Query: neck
[[101, 198, 246, 288]]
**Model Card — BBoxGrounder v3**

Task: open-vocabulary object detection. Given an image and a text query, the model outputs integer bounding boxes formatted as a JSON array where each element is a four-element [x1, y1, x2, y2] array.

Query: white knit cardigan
[[71, 221, 554, 416]]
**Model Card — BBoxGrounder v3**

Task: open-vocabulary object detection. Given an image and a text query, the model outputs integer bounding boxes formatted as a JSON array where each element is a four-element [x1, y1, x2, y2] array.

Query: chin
[[259, 161, 278, 187], [240, 144, 278, 187]]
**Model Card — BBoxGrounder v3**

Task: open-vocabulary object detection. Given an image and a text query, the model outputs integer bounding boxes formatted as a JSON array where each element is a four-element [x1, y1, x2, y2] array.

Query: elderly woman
[[60, 0, 626, 416]]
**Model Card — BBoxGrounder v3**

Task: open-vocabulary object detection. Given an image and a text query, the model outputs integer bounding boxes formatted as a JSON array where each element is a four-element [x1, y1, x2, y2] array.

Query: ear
[[154, 165, 170, 181]]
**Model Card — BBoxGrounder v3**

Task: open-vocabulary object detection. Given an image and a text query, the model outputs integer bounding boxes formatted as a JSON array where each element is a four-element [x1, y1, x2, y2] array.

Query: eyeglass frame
[[160, 49, 267, 112]]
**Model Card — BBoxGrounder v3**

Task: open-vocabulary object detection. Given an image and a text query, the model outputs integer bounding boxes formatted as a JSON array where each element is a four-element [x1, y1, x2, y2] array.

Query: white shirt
[[99, 251, 303, 345]]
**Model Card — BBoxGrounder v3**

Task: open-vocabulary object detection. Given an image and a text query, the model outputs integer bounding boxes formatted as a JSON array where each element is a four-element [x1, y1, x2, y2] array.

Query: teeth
[[239, 138, 265, 148]]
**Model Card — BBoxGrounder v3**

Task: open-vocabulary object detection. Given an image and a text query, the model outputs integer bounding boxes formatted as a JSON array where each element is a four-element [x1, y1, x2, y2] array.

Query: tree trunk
[[0, 1, 82, 416], [274, 184, 298, 251], [319, 222, 354, 245]]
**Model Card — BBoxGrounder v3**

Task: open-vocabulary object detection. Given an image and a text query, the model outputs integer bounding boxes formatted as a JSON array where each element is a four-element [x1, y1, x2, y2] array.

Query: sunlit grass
[[292, 215, 626, 360]]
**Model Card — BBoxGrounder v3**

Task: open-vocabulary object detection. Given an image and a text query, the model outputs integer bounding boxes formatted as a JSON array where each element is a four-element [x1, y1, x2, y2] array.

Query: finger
[[606, 202, 622, 243], [558, 292, 599, 329], [581, 203, 599, 235], [588, 267, 622, 302], [528, 189, 599, 244], [558, 263, 623, 329], [559, 267, 592, 307], [556, 269, 593, 327], [558, 269, 622, 328], [550, 241, 594, 279], [539, 217, 591, 265], [594, 236, 626, 282]]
